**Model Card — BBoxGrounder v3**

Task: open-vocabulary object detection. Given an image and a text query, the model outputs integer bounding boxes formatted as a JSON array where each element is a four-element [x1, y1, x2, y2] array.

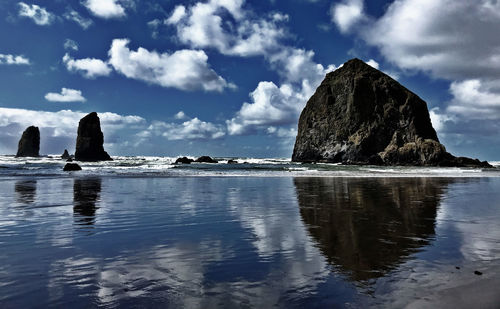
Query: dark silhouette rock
[[75, 112, 112, 162], [16, 126, 40, 157], [175, 157, 194, 164], [73, 178, 101, 226], [61, 149, 71, 160], [195, 156, 218, 163], [292, 58, 491, 167], [64, 163, 82, 171], [227, 159, 238, 164], [15, 180, 37, 204]]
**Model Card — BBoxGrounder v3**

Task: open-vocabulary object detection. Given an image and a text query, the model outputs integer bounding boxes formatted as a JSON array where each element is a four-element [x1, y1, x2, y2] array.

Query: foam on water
[[0, 155, 499, 178]]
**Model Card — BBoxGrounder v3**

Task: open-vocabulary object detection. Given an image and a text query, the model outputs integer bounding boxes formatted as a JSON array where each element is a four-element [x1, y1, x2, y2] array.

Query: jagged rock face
[[16, 126, 40, 157], [292, 58, 489, 167], [75, 112, 112, 162]]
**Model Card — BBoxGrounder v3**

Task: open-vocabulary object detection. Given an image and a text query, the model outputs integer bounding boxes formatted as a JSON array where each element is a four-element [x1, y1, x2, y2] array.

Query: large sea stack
[[16, 126, 40, 157], [75, 112, 112, 162], [292, 58, 490, 167]]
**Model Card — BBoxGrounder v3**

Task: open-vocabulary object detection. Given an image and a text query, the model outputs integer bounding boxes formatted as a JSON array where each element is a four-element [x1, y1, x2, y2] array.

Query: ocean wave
[[0, 155, 499, 178]]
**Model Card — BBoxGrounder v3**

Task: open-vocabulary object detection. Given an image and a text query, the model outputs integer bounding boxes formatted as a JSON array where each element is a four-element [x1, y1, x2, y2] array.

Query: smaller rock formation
[[75, 112, 112, 162], [64, 163, 82, 171], [16, 126, 40, 157], [62, 149, 71, 160], [175, 157, 194, 164], [227, 159, 238, 164], [195, 156, 218, 163]]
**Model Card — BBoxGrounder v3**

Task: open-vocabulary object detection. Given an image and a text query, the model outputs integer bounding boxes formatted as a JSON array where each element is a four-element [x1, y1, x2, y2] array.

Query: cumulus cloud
[[228, 49, 335, 135], [83, 0, 126, 19], [165, 1, 335, 136], [227, 81, 310, 135], [330, 0, 365, 33], [44, 88, 86, 103], [366, 59, 379, 69], [63, 9, 93, 29], [0, 54, 30, 65], [165, 0, 287, 57], [108, 38, 231, 92], [63, 39, 78, 51], [18, 2, 54, 26], [141, 114, 225, 141], [63, 53, 112, 79], [174, 111, 188, 120], [364, 0, 500, 81]]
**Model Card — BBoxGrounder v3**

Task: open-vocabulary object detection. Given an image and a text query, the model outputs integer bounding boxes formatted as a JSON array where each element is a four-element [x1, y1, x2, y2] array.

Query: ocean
[[1, 155, 500, 308]]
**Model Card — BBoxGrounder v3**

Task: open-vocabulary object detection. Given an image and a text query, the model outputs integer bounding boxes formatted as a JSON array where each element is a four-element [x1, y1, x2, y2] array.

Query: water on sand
[[1, 157, 500, 307]]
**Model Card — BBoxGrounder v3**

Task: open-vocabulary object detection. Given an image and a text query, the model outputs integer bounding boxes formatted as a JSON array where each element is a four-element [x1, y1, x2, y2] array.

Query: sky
[[0, 0, 499, 159]]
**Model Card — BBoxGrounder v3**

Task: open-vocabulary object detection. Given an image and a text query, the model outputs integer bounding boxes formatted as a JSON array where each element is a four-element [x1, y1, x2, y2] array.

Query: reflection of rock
[[295, 177, 453, 282], [73, 178, 101, 226], [16, 126, 40, 157], [15, 180, 37, 204], [75, 112, 112, 162]]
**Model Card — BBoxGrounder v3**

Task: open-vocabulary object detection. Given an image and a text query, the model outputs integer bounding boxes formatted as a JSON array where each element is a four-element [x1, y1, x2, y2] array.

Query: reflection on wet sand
[[295, 177, 455, 282], [15, 180, 37, 204], [73, 178, 101, 226]]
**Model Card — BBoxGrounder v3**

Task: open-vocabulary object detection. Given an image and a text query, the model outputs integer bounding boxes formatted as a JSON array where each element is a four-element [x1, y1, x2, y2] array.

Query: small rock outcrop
[[62, 149, 71, 160], [175, 157, 194, 164], [16, 126, 40, 157], [292, 58, 491, 167], [195, 156, 218, 163], [75, 112, 112, 162], [63, 163, 82, 171], [227, 159, 238, 164]]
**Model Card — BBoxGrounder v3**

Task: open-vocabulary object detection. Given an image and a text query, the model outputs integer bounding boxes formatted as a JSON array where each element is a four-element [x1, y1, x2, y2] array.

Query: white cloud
[[227, 81, 309, 135], [63, 39, 78, 51], [174, 111, 188, 120], [142, 116, 225, 141], [63, 9, 93, 29], [18, 2, 54, 26], [165, 0, 286, 57], [364, 0, 500, 81], [108, 38, 231, 92], [366, 59, 379, 69], [446, 80, 500, 120], [83, 0, 126, 19], [63, 53, 112, 79], [0, 54, 30, 65], [45, 88, 86, 103], [228, 49, 335, 135], [330, 0, 365, 33], [166, 0, 335, 136]]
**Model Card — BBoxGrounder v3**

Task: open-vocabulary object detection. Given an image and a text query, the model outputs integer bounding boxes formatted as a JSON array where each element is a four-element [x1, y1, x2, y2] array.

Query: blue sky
[[0, 0, 499, 159]]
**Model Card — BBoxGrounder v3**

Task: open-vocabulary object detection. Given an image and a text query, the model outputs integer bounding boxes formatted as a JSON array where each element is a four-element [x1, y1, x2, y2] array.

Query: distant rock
[[62, 149, 71, 160], [75, 112, 112, 162], [292, 58, 491, 167], [63, 163, 82, 171], [175, 157, 194, 164], [16, 126, 40, 157], [195, 156, 218, 163], [227, 159, 238, 164]]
